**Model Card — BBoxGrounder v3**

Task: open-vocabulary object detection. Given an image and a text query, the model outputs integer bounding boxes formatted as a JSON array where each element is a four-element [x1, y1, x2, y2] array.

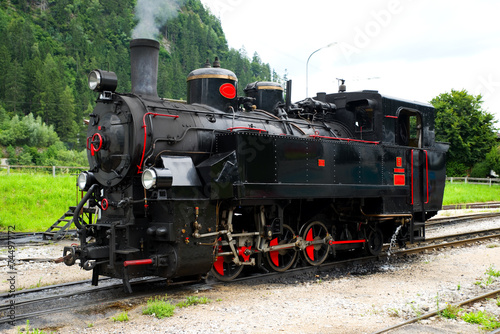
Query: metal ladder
[[43, 206, 97, 240]]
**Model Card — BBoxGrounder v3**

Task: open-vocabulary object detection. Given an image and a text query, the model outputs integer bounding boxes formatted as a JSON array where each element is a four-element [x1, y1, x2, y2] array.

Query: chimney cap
[[130, 38, 160, 49]]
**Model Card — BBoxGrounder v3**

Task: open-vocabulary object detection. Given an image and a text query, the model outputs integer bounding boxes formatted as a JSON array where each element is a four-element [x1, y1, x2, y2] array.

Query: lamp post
[[306, 42, 337, 97]]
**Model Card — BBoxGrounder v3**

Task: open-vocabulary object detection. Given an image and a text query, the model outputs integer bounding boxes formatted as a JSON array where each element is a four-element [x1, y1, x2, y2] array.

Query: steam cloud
[[132, 0, 187, 40]]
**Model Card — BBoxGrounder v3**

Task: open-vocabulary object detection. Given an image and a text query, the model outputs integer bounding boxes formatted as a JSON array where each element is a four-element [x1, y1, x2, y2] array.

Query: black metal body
[[66, 39, 448, 288]]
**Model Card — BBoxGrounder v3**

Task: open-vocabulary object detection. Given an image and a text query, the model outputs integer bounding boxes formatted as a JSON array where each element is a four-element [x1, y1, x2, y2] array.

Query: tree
[[55, 86, 78, 148], [431, 89, 497, 176], [486, 144, 500, 176], [3, 59, 26, 115], [0, 0, 279, 147]]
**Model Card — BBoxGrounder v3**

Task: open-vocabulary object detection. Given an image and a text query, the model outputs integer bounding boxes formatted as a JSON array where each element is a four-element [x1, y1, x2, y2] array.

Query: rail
[[0, 165, 87, 177], [446, 176, 500, 186]]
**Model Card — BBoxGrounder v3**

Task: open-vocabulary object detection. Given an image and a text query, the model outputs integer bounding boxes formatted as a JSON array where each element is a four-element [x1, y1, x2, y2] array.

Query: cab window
[[346, 99, 375, 137], [397, 109, 422, 147]]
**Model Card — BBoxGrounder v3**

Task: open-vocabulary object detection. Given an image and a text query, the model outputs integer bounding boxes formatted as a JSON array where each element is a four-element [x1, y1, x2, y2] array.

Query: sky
[[200, 0, 500, 122]]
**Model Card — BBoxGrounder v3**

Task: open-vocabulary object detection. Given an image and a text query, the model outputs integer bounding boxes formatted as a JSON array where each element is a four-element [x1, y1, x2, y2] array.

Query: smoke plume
[[132, 0, 187, 40]]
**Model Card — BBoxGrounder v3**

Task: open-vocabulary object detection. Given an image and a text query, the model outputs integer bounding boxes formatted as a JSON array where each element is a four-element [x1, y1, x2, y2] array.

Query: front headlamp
[[88, 69, 118, 92], [77, 171, 96, 191], [141, 168, 173, 190]]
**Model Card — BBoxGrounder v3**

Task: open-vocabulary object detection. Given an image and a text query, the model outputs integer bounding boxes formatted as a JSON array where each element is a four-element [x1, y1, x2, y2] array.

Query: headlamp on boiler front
[[77, 171, 96, 191], [141, 168, 173, 190], [88, 69, 118, 93]]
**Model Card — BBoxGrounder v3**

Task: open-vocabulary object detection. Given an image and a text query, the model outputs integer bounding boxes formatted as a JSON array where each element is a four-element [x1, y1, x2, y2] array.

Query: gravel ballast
[[1, 211, 499, 333]]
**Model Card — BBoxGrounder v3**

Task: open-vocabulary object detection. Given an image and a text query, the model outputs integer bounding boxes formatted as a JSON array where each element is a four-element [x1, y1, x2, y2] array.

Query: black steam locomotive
[[63, 39, 448, 291]]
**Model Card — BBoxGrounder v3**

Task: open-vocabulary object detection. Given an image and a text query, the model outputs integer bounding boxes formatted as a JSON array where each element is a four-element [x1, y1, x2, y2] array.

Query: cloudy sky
[[200, 0, 500, 121]]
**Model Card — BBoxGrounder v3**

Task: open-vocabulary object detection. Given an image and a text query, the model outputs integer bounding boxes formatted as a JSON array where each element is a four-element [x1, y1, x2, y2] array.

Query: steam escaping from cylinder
[[130, 39, 160, 97], [132, 0, 187, 39]]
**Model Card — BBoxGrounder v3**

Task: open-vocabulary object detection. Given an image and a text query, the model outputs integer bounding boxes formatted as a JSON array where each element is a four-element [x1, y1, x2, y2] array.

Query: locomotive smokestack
[[130, 38, 160, 97]]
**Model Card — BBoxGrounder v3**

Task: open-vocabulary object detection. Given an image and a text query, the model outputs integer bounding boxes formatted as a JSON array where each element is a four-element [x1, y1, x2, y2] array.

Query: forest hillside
[[0, 0, 274, 159]]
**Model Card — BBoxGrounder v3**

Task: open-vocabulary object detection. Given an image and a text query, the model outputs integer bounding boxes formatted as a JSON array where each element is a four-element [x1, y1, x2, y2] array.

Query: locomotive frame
[[63, 39, 448, 291]]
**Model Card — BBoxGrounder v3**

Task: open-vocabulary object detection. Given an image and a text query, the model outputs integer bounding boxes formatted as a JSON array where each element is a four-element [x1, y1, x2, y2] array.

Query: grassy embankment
[[0, 173, 79, 232], [1, 174, 500, 232], [442, 183, 500, 206]]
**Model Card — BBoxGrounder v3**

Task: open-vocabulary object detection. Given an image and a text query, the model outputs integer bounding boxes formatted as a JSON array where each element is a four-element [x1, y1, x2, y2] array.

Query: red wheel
[[301, 220, 330, 266], [211, 241, 243, 281], [265, 224, 297, 272]]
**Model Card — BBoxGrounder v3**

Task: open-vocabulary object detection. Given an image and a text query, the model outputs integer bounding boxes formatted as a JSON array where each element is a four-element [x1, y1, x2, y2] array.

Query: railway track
[[441, 201, 500, 210], [371, 287, 500, 334], [2, 222, 499, 330], [0, 276, 180, 328], [427, 211, 500, 227]]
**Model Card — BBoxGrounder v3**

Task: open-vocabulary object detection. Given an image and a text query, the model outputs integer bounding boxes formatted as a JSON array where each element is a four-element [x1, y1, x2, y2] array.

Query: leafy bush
[[1, 113, 87, 166], [486, 145, 500, 176], [0, 113, 59, 148], [470, 160, 491, 178], [446, 160, 468, 177]]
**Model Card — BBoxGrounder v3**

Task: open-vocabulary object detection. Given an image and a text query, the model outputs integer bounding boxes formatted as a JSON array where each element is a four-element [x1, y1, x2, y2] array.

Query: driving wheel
[[301, 220, 330, 266], [266, 224, 297, 272]]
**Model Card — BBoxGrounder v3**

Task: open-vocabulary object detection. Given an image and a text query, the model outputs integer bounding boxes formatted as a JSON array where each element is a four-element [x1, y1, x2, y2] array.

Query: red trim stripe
[[424, 150, 429, 204], [411, 150, 415, 204]]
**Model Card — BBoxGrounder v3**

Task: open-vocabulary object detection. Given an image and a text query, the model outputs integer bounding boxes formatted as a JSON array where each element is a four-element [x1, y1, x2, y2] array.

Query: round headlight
[[77, 172, 88, 190], [88, 70, 101, 91], [142, 169, 157, 190], [88, 69, 118, 92], [77, 171, 96, 191]]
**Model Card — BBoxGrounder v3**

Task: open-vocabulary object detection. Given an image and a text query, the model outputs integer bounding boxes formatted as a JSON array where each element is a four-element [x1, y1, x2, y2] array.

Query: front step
[[410, 221, 425, 243]]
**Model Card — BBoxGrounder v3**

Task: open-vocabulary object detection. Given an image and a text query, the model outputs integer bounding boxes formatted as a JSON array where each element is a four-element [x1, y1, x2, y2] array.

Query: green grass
[[440, 303, 461, 319], [175, 296, 211, 308], [474, 265, 500, 288], [142, 295, 176, 319], [111, 311, 129, 322], [17, 320, 48, 334], [461, 310, 500, 330], [142, 294, 211, 319], [442, 183, 500, 206], [0, 174, 79, 232]]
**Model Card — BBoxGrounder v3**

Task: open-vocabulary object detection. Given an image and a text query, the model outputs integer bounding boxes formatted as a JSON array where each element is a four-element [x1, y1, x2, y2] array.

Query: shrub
[[470, 161, 491, 178], [446, 160, 468, 177]]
